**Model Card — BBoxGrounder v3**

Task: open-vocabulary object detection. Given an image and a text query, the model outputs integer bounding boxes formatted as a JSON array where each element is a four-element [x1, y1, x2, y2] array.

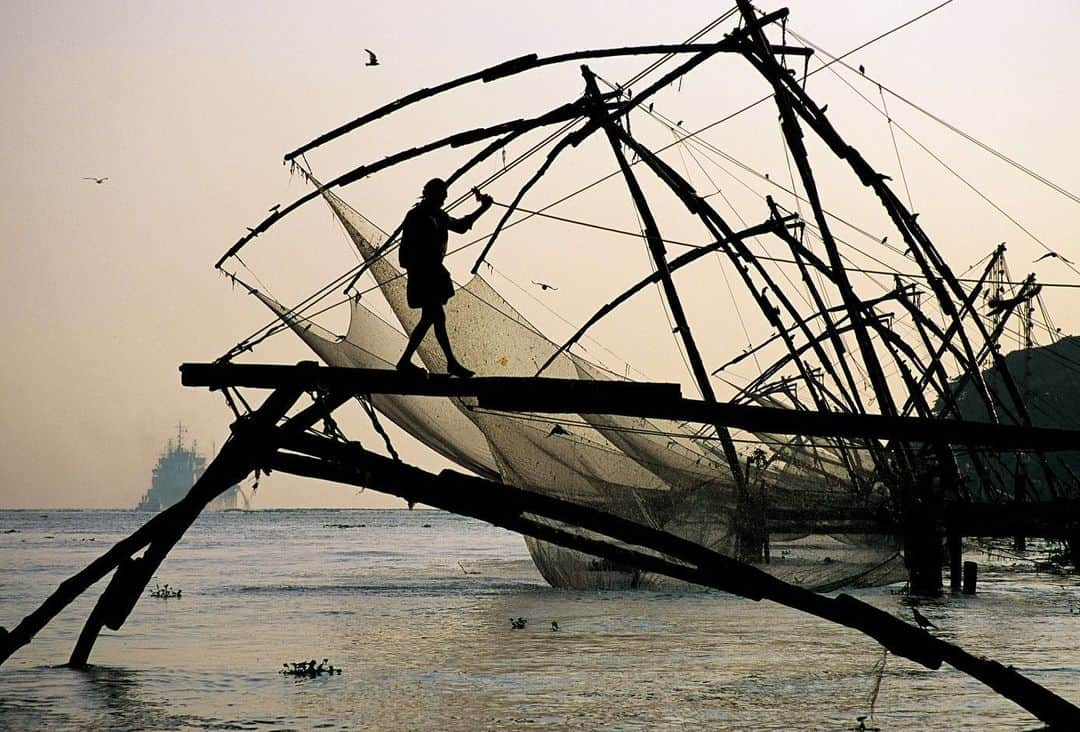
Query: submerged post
[[963, 561, 978, 595], [948, 528, 962, 593]]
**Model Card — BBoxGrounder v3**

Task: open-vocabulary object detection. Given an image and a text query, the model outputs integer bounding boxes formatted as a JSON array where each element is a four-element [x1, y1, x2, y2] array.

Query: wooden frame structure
[[6, 5, 1080, 728]]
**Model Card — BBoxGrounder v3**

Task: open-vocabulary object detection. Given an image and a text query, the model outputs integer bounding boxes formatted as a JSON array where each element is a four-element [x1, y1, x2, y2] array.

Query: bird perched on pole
[[912, 607, 937, 630]]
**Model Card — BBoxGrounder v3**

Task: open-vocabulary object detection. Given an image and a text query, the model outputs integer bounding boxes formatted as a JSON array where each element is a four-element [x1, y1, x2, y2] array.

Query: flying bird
[[532, 280, 558, 291], [364, 49, 379, 66], [1033, 251, 1074, 265], [912, 607, 937, 630], [82, 176, 108, 184]]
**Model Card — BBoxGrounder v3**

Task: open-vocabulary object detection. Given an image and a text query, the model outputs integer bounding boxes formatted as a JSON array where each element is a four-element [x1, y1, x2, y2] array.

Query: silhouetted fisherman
[[396, 178, 492, 377]]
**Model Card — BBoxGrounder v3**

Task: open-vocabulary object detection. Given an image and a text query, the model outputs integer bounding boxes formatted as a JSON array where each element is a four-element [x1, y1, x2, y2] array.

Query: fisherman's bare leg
[[397, 311, 434, 372], [428, 305, 474, 377]]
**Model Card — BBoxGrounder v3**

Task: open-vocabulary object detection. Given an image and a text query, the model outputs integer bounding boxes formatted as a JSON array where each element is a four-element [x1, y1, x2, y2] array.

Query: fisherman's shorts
[[406, 264, 454, 309]]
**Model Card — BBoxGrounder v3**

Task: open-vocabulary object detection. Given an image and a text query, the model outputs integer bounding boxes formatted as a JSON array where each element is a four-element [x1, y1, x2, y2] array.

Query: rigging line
[[496, 196, 1080, 291], [786, 27, 1080, 278], [785, 27, 1080, 209], [879, 85, 915, 212], [484, 262, 652, 380], [347, 0, 959, 294], [787, 27, 1080, 280], [645, 0, 960, 170], [248, 13, 744, 334], [489, 200, 700, 247], [891, 119, 1080, 278], [652, 109, 912, 262], [294, 13, 739, 286], [622, 7, 739, 88], [633, 206, 700, 394], [674, 135, 769, 370], [780, 118, 832, 309], [331, 19, 715, 299]]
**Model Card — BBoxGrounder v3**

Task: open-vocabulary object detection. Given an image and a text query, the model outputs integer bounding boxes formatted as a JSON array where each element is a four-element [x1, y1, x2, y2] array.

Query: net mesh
[[254, 188, 903, 590]]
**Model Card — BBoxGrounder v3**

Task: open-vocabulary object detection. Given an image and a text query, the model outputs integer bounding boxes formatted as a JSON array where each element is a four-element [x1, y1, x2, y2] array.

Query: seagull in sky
[[365, 49, 380, 66], [532, 280, 558, 291], [82, 176, 108, 184], [1033, 251, 1074, 265]]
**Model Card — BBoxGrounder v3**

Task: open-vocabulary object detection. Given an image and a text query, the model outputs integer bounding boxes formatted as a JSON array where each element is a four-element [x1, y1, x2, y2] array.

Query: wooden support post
[[1013, 462, 1027, 552], [0, 377, 343, 670], [67, 440, 256, 668], [905, 497, 943, 597], [579, 65, 758, 560], [963, 561, 978, 595], [66, 385, 306, 668], [948, 528, 962, 593]]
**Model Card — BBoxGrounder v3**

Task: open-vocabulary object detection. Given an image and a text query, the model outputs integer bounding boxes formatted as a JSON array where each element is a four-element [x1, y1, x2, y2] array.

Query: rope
[[785, 25, 1080, 280], [878, 85, 915, 212], [358, 395, 400, 461]]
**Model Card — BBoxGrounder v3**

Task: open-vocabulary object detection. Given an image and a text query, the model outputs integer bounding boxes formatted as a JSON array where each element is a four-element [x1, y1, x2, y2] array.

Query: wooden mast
[[579, 65, 759, 558]]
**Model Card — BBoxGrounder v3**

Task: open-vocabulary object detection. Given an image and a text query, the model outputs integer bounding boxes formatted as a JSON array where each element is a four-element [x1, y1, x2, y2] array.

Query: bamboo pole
[[0, 379, 348, 668]]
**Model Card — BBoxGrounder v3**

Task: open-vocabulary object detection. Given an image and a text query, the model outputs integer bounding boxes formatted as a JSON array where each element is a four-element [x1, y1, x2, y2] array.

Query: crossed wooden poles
[[3, 364, 1080, 728]]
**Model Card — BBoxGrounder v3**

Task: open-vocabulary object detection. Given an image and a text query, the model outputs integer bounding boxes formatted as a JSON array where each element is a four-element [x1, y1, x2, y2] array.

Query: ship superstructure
[[136, 424, 241, 511]]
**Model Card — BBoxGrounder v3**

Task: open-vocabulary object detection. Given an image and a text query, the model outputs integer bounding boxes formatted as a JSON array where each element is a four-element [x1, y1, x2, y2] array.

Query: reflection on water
[[1, 509, 1078, 730]]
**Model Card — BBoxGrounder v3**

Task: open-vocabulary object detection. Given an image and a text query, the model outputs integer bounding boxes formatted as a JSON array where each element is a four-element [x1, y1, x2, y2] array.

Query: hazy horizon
[[3, 1, 1078, 509]]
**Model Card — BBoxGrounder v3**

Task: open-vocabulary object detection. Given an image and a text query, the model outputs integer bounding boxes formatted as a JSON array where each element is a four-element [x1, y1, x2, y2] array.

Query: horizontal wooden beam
[[479, 391, 1080, 451], [945, 501, 1080, 538], [181, 362, 1080, 451], [180, 361, 681, 405]]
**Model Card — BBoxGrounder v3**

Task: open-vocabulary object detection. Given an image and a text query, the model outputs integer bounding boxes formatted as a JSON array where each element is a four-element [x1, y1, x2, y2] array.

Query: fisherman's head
[[421, 177, 448, 206]]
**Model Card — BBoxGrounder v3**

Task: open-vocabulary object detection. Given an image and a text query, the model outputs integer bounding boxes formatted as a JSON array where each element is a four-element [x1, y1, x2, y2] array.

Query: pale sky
[[2, 1, 1078, 509]]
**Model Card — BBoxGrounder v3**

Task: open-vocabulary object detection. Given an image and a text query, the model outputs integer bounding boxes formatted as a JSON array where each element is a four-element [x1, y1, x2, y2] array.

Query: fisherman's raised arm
[[447, 191, 493, 233]]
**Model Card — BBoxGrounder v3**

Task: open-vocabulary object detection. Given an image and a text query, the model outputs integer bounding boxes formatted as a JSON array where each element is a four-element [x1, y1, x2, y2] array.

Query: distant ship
[[136, 424, 246, 511]]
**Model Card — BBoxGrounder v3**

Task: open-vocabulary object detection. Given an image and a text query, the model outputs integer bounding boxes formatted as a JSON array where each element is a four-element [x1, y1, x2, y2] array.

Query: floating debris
[[281, 658, 342, 677], [510, 617, 527, 630], [148, 583, 182, 599]]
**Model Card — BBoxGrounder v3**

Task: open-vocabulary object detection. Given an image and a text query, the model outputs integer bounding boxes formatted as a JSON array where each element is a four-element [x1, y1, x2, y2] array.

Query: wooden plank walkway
[[181, 362, 1080, 450]]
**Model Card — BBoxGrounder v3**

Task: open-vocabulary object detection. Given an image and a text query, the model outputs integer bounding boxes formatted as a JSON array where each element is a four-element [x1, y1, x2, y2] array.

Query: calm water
[[1, 509, 1079, 730]]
